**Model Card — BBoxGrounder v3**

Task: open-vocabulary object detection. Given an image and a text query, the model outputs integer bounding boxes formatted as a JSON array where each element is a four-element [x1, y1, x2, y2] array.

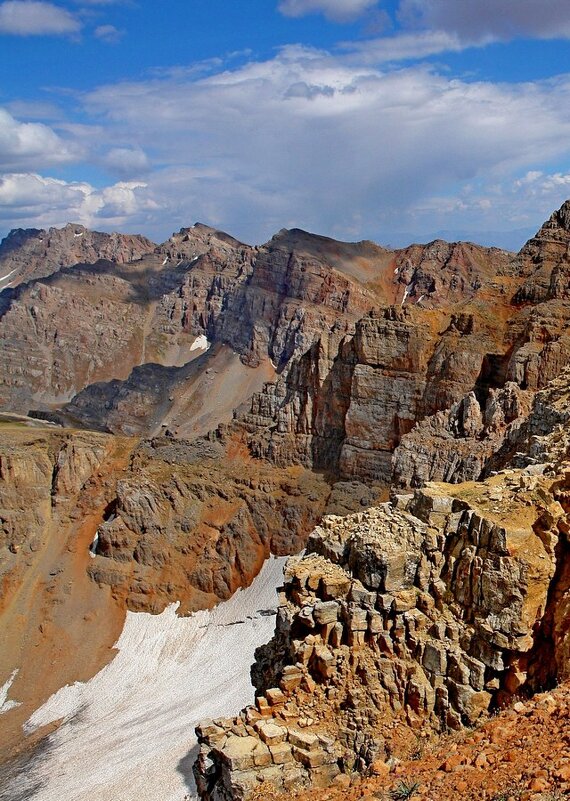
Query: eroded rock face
[[0, 427, 117, 574], [194, 472, 569, 799], [87, 436, 333, 613], [0, 214, 524, 477], [392, 383, 534, 487]]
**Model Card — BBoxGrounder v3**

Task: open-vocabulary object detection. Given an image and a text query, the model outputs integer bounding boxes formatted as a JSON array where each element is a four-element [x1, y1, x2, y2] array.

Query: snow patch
[[190, 334, 210, 352], [89, 532, 99, 558], [401, 284, 411, 305], [0, 669, 21, 714], [162, 256, 169, 266], [73, 232, 83, 238], [417, 294, 425, 304], [393, 266, 399, 274], [17, 558, 286, 801]]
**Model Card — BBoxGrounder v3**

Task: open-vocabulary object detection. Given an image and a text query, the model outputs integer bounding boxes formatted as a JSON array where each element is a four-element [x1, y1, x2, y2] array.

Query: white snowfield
[[16, 557, 286, 801]]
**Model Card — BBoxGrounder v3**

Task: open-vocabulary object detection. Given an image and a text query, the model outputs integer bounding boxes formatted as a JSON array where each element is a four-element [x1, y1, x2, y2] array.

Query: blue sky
[[1, 0, 570, 249]]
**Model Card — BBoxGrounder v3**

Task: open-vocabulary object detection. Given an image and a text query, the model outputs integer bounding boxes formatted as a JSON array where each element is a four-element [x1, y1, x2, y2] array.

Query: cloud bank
[[0, 0, 80, 36], [399, 0, 570, 42], [2, 14, 570, 245]]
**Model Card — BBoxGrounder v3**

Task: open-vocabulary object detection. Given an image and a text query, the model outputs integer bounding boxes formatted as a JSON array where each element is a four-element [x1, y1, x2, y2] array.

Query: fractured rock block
[[266, 687, 286, 706], [255, 720, 287, 745], [308, 763, 341, 788], [279, 664, 303, 692], [314, 600, 339, 625], [269, 741, 294, 764], [422, 641, 447, 675], [330, 621, 344, 648], [368, 610, 383, 634], [347, 606, 368, 631], [288, 729, 320, 750], [220, 735, 260, 771], [312, 644, 336, 679], [321, 574, 351, 600]]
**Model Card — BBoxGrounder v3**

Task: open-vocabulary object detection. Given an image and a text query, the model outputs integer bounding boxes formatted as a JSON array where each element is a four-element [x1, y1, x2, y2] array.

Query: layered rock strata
[[194, 469, 569, 799]]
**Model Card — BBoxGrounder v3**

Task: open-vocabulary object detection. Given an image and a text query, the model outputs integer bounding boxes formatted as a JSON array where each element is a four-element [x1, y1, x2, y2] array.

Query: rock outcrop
[[194, 467, 570, 799], [392, 383, 534, 487]]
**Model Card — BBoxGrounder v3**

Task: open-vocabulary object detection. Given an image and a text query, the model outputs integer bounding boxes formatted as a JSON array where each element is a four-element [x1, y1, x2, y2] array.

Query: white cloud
[[0, 108, 80, 169], [0, 173, 157, 230], [278, 0, 377, 22], [3, 45, 570, 244], [341, 29, 464, 62], [398, 0, 570, 42], [0, 1, 80, 36], [73, 47, 570, 243], [94, 23, 122, 43]]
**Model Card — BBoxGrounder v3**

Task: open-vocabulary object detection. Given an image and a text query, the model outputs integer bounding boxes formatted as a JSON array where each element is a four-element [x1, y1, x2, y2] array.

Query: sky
[[1, 0, 570, 249]]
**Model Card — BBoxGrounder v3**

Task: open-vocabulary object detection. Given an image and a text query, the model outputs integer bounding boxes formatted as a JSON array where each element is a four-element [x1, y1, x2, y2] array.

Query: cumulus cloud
[[73, 46, 570, 242], [398, 0, 570, 42], [278, 0, 377, 22], [0, 108, 80, 169], [0, 172, 157, 230], [0, 1, 80, 36], [94, 23, 122, 43]]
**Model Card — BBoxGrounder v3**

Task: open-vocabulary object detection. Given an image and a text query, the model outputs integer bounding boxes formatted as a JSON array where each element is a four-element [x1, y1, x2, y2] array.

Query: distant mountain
[[383, 226, 535, 252], [0, 223, 155, 289]]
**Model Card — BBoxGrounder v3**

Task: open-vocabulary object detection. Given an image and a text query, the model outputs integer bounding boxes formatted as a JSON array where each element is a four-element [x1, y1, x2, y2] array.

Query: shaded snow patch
[[16, 558, 285, 801]]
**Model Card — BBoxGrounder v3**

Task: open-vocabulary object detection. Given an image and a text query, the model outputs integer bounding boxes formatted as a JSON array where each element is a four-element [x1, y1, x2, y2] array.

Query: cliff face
[[194, 467, 570, 799], [194, 348, 570, 800], [86, 436, 334, 614], [2, 207, 570, 490], [0, 217, 518, 465], [0, 423, 136, 751]]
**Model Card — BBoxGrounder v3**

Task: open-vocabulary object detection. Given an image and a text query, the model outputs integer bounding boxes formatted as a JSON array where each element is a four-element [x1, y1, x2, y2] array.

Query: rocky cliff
[[194, 339, 570, 799], [194, 462, 570, 799], [0, 217, 519, 471], [2, 206, 570, 491]]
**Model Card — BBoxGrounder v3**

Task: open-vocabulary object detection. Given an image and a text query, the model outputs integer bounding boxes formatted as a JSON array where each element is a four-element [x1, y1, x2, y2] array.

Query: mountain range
[[1, 203, 570, 799]]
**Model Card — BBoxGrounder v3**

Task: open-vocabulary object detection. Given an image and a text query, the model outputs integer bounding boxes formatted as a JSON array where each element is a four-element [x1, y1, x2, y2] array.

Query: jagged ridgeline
[[2, 203, 570, 797]]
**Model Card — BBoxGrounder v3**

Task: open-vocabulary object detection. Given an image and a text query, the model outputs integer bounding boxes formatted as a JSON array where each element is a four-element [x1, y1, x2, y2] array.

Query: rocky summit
[[2, 204, 570, 799]]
